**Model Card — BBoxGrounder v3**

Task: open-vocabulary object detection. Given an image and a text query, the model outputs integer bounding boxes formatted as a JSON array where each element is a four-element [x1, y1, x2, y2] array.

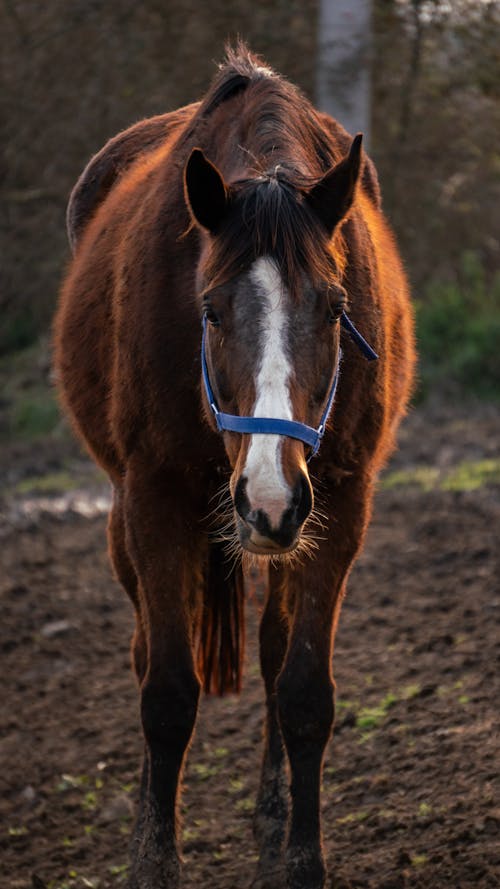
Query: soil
[[1, 402, 499, 889]]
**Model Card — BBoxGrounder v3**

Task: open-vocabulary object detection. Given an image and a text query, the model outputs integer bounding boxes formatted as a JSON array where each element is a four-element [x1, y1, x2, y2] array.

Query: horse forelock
[[202, 173, 344, 300]]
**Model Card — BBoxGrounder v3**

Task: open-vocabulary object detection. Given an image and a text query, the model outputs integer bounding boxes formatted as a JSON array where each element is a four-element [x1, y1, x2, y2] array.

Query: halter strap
[[340, 311, 378, 361], [201, 310, 377, 460]]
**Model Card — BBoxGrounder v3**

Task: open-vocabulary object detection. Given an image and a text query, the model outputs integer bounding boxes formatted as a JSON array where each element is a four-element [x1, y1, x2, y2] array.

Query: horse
[[54, 44, 415, 889]]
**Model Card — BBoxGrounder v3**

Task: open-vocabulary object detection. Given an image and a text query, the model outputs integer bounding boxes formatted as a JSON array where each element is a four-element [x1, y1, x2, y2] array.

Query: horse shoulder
[[66, 102, 199, 252]]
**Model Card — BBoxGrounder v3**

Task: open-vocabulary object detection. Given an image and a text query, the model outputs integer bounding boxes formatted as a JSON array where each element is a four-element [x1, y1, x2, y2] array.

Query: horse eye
[[204, 306, 220, 326], [328, 305, 344, 324]]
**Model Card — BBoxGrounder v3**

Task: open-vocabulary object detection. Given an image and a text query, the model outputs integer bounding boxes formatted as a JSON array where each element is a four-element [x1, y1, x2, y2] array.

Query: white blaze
[[243, 258, 292, 528]]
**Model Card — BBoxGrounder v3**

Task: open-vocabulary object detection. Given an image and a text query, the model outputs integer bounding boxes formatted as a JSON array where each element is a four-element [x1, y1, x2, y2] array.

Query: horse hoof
[[286, 850, 326, 889], [251, 867, 286, 889], [127, 862, 179, 889]]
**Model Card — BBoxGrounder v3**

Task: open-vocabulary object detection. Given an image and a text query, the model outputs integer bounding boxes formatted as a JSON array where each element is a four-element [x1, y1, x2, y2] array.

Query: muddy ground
[[1, 402, 499, 889]]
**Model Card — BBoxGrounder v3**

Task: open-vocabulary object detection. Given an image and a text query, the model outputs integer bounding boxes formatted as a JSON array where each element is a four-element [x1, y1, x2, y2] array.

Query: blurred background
[[1, 0, 499, 443]]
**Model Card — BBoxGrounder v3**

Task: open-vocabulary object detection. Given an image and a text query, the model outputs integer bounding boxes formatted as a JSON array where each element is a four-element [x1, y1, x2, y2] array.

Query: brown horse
[[54, 45, 415, 889]]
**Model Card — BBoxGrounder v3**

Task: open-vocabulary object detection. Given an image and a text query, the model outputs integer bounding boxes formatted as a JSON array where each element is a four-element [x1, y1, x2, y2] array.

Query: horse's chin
[[237, 526, 299, 557]]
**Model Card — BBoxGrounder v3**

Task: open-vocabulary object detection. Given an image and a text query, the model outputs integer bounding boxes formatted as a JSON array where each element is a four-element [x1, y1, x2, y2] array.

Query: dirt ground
[[1, 402, 499, 889]]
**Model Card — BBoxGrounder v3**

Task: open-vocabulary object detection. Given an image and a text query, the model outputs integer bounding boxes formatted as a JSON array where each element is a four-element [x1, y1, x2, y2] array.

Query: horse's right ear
[[184, 148, 229, 233]]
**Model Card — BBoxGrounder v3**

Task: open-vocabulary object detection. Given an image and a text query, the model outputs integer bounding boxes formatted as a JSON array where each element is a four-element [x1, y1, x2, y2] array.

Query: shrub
[[416, 252, 500, 400]]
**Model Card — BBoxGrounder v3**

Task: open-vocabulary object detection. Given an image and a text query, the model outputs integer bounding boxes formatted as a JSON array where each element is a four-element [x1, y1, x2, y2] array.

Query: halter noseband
[[201, 311, 378, 461]]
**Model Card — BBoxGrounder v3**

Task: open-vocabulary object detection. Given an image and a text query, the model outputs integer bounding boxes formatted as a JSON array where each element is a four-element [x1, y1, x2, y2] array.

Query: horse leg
[[253, 564, 290, 888], [107, 490, 149, 858], [277, 480, 370, 889], [108, 487, 147, 681], [122, 466, 202, 889]]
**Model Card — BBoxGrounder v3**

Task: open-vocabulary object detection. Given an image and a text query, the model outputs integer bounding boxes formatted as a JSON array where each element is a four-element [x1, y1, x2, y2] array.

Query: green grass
[[356, 692, 397, 731], [15, 470, 82, 495], [410, 853, 428, 868], [442, 459, 500, 491], [381, 466, 440, 492], [381, 458, 500, 492]]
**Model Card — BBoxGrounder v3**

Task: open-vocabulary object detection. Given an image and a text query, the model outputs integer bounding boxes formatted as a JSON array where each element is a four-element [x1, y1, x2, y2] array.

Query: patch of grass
[[410, 852, 428, 868], [402, 684, 421, 700], [235, 796, 255, 813], [81, 791, 98, 810], [109, 862, 128, 880], [380, 466, 440, 492], [336, 699, 356, 710], [56, 774, 90, 792], [229, 777, 245, 793], [381, 458, 500, 493], [442, 459, 500, 491], [213, 746, 229, 758], [356, 692, 397, 731], [191, 762, 220, 780], [182, 826, 200, 842], [120, 782, 135, 793], [336, 810, 369, 825], [15, 470, 81, 496], [417, 802, 433, 818]]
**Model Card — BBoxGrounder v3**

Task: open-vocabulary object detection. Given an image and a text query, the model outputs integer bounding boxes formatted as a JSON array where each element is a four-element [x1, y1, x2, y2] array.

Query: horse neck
[[198, 84, 329, 183]]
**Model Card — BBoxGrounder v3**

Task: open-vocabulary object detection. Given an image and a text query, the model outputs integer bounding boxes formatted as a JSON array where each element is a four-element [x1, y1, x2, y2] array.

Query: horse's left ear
[[184, 148, 229, 233], [307, 134, 363, 234]]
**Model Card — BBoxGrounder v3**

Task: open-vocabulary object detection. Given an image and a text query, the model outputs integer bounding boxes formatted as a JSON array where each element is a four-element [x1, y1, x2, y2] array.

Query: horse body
[[54, 46, 415, 889]]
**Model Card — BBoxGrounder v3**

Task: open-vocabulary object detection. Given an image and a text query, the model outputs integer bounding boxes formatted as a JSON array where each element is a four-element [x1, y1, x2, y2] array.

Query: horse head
[[184, 140, 362, 557]]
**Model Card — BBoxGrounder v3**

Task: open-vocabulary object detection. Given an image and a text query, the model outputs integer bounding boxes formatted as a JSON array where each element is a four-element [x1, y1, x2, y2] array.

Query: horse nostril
[[234, 476, 250, 522], [293, 471, 313, 525], [247, 509, 272, 537]]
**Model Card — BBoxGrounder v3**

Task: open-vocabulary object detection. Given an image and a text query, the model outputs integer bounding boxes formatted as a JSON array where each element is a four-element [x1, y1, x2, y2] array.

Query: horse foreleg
[[277, 481, 370, 889], [123, 467, 202, 889], [253, 564, 289, 888]]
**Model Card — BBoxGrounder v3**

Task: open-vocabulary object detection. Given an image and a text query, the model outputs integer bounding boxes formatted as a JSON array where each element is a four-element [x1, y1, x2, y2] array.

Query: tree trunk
[[316, 0, 372, 146]]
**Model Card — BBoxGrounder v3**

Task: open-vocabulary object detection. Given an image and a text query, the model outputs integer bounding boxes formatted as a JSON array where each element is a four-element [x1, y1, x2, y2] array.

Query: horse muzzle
[[233, 472, 313, 555]]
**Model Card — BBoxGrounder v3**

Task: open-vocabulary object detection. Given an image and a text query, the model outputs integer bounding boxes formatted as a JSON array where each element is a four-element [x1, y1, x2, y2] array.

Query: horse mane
[[197, 42, 275, 118], [189, 43, 347, 297]]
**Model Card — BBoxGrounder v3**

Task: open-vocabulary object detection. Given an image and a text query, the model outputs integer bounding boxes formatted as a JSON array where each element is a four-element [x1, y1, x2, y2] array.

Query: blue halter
[[201, 310, 378, 460]]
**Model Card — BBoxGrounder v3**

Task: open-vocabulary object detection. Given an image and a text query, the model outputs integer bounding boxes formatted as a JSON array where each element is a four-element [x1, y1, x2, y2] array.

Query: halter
[[201, 311, 378, 461]]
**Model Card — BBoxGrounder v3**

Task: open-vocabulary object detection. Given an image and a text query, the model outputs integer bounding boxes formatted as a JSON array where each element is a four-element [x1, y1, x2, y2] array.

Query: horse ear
[[184, 148, 229, 233], [307, 134, 363, 234]]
